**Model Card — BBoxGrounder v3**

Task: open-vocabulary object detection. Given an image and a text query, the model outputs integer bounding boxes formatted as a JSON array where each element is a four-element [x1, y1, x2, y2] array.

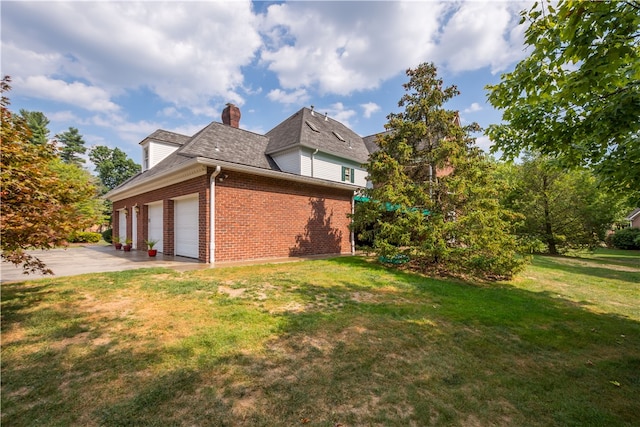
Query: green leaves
[[487, 0, 640, 203]]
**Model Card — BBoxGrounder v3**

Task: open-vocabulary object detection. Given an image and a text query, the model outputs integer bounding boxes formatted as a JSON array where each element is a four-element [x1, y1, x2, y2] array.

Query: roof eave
[[105, 157, 204, 201]]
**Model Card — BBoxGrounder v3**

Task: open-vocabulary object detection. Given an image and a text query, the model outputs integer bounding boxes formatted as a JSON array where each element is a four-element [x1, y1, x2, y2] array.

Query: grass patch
[[2, 250, 639, 426]]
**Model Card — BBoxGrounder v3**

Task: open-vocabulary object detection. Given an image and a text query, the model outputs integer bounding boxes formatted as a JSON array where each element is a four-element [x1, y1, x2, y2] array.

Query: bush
[[102, 228, 113, 244], [609, 228, 640, 250], [68, 231, 102, 243]]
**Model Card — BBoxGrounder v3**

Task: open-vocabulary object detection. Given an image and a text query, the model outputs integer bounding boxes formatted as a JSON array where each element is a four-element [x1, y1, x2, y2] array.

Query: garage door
[[147, 202, 163, 253], [174, 196, 199, 259], [118, 209, 127, 242]]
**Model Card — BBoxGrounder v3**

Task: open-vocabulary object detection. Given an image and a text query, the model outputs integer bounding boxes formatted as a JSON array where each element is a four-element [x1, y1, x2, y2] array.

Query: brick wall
[[112, 174, 209, 258], [215, 171, 353, 262], [112, 167, 354, 263]]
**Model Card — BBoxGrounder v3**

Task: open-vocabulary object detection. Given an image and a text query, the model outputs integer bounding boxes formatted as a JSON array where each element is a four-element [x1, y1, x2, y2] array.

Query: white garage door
[[147, 202, 163, 253], [118, 209, 127, 242], [174, 196, 199, 259]]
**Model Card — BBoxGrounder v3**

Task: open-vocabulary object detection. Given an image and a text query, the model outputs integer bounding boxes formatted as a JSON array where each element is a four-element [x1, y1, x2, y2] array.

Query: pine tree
[[19, 109, 50, 145], [57, 127, 87, 165], [355, 63, 525, 279]]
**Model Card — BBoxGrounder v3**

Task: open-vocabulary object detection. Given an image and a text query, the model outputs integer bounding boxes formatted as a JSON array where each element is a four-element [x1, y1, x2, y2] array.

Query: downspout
[[311, 148, 319, 177], [209, 166, 222, 264], [351, 192, 356, 254]]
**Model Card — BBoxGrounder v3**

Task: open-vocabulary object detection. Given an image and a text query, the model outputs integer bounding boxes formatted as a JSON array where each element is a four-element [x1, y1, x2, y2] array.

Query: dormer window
[[143, 146, 149, 171]]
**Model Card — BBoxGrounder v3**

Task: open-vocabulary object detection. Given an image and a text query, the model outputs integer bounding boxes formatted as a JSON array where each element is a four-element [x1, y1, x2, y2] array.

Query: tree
[[500, 154, 626, 254], [89, 146, 141, 192], [1, 77, 98, 274], [56, 127, 87, 165], [486, 0, 640, 203], [19, 109, 50, 145], [355, 63, 525, 279]]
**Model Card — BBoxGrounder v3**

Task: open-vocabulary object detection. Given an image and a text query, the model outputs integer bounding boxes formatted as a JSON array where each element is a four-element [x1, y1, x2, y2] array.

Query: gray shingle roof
[[266, 107, 370, 164], [178, 122, 274, 169], [142, 129, 190, 146], [363, 131, 388, 154]]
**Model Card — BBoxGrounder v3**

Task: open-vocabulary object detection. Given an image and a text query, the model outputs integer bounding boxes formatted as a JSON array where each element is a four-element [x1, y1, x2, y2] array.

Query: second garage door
[[147, 202, 163, 253], [174, 196, 199, 259]]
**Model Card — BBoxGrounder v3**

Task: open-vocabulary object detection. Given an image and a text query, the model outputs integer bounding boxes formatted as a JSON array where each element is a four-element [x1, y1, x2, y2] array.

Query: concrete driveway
[[0, 245, 205, 283]]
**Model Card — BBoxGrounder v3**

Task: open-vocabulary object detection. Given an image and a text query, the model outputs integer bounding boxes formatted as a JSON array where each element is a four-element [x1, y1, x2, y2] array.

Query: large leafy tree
[[57, 126, 87, 165], [89, 146, 141, 192], [1, 77, 99, 274], [19, 109, 50, 145], [500, 154, 626, 254], [487, 0, 640, 203], [355, 63, 525, 279]]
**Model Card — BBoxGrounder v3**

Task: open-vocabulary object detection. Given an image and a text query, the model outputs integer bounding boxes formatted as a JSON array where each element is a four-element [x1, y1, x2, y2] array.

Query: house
[[626, 208, 640, 228], [105, 104, 378, 264]]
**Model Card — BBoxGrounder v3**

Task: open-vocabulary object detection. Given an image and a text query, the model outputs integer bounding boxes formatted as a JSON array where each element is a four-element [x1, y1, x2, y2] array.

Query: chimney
[[221, 103, 241, 128]]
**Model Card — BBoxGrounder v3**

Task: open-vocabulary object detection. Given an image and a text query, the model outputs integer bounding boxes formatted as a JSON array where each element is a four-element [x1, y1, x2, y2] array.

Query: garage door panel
[[148, 203, 163, 253], [175, 197, 199, 259]]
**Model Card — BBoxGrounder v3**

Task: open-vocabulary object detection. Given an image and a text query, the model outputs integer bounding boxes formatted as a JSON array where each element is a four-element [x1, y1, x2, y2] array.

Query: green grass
[[2, 250, 639, 426]]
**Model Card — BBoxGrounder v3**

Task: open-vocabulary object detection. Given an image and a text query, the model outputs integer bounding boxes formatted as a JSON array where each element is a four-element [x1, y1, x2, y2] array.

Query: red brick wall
[[215, 171, 353, 262], [112, 167, 354, 263], [112, 174, 209, 258]]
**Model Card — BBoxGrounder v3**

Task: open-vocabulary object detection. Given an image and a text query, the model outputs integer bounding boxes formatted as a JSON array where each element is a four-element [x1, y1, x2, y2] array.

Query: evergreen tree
[[355, 63, 525, 279], [57, 127, 87, 165], [19, 109, 50, 145]]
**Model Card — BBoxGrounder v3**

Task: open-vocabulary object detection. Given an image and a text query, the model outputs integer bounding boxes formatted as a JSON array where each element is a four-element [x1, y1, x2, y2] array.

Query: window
[[342, 166, 355, 183], [143, 147, 149, 170], [332, 131, 345, 141], [305, 120, 320, 132]]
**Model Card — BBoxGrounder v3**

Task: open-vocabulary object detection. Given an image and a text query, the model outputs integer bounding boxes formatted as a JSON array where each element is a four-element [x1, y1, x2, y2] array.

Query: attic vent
[[332, 131, 345, 142], [305, 120, 320, 132]]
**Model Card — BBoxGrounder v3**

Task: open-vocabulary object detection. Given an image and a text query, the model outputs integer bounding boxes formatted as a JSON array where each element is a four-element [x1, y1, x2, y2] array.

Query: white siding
[[301, 149, 312, 176], [142, 141, 180, 171], [271, 148, 301, 174], [313, 152, 367, 187]]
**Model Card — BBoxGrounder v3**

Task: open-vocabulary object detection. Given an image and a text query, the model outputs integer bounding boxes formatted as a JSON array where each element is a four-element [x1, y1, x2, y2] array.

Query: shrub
[[102, 228, 113, 244], [68, 231, 102, 243], [609, 228, 640, 250]]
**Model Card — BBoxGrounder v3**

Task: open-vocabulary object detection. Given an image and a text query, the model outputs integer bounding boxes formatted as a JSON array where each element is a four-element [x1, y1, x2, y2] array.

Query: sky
[[1, 0, 532, 168]]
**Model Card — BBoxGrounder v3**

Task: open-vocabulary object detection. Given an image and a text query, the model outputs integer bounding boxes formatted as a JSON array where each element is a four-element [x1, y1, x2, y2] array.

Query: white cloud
[[474, 135, 493, 153], [15, 76, 119, 112], [324, 102, 357, 129], [260, 2, 444, 95], [2, 1, 262, 115], [267, 88, 309, 105], [361, 102, 381, 119], [464, 102, 483, 113], [436, 2, 529, 74]]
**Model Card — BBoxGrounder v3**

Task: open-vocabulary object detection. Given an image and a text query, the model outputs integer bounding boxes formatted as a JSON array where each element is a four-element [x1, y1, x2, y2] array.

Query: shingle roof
[[178, 122, 275, 170], [142, 129, 190, 146], [626, 208, 640, 220], [266, 107, 370, 164], [363, 131, 388, 154]]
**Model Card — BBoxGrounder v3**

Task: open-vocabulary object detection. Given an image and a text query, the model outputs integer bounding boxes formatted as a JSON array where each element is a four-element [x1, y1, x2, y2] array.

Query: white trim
[[106, 160, 206, 201]]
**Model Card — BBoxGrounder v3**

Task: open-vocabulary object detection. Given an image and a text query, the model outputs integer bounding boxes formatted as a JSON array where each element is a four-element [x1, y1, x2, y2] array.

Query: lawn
[[2, 250, 639, 426]]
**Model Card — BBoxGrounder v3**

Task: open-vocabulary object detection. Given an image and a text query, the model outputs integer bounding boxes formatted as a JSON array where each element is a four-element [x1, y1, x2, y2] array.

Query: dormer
[[139, 130, 189, 171]]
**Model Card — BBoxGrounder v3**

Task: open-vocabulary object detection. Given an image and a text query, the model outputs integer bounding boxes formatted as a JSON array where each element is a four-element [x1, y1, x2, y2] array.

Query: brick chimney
[[221, 103, 241, 128]]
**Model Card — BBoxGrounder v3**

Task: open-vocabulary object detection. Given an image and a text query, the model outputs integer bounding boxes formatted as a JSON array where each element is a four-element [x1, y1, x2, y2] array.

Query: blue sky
[[1, 0, 532, 168]]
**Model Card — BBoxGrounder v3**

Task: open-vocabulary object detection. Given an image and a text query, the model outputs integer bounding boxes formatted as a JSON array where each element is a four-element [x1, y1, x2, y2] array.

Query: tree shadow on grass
[[2, 260, 639, 426], [532, 255, 640, 284]]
